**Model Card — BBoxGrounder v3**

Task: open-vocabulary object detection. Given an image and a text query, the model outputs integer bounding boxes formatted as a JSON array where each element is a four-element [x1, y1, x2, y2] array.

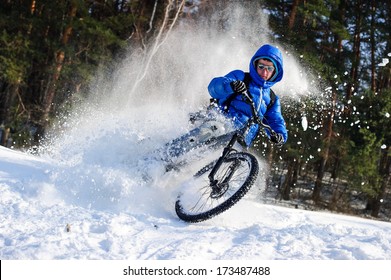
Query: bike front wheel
[[175, 152, 259, 223]]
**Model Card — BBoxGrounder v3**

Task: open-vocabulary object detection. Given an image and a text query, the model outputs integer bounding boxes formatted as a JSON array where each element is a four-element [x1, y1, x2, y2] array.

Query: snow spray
[[36, 2, 311, 215]]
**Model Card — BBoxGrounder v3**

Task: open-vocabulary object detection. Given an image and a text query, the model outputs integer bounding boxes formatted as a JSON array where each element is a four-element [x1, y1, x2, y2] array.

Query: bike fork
[[208, 132, 241, 185]]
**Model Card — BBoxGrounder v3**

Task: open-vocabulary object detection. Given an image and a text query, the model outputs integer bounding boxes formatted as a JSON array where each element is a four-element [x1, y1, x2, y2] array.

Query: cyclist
[[208, 44, 287, 147], [165, 44, 287, 161]]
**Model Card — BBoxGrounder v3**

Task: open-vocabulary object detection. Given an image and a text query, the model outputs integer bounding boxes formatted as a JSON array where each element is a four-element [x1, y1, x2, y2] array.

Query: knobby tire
[[175, 152, 259, 223]]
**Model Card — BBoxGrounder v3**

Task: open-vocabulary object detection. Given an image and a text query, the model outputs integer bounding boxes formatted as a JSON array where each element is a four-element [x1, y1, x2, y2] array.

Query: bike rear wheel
[[175, 152, 259, 223]]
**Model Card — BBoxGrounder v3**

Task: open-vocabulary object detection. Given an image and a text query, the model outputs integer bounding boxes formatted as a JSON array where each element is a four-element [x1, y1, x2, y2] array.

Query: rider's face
[[256, 59, 275, 81]]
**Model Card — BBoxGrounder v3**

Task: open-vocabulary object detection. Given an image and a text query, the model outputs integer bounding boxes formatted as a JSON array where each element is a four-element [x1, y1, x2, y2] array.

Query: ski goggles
[[257, 63, 275, 72]]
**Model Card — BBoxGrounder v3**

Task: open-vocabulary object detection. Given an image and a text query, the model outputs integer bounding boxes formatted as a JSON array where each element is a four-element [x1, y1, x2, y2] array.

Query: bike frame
[[207, 95, 275, 186]]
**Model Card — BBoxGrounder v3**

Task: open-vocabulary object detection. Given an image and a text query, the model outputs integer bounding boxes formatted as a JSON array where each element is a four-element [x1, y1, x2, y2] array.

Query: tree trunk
[[288, 0, 301, 30], [40, 4, 77, 135], [30, 0, 36, 14], [281, 158, 298, 200], [367, 147, 391, 217], [346, 0, 362, 101], [312, 90, 336, 204], [0, 84, 20, 146], [370, 0, 376, 92]]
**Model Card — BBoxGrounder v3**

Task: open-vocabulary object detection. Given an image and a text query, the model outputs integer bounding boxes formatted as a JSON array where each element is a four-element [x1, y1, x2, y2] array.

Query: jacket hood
[[249, 44, 284, 87]]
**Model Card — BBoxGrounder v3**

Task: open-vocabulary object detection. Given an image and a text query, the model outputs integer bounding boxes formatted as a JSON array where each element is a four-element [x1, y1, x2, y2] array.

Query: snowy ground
[[1, 144, 391, 260], [1, 2, 391, 269]]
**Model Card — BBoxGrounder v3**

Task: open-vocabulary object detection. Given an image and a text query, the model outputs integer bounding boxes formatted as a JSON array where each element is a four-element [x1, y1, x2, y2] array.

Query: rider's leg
[[163, 112, 236, 161]]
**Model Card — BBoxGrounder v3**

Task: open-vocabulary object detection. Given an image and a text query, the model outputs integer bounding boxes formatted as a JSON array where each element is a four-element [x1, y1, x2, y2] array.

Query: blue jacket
[[208, 44, 288, 146]]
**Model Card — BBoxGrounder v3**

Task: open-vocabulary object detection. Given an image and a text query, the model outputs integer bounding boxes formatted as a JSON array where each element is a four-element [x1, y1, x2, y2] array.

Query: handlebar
[[243, 91, 277, 137]]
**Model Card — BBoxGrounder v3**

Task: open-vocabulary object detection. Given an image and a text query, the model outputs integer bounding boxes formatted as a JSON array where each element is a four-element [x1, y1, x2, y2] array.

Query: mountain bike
[[174, 93, 278, 223]]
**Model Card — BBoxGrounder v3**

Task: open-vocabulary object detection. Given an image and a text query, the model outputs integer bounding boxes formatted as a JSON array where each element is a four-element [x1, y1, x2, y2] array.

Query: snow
[[301, 115, 308, 131], [1, 144, 391, 261], [1, 3, 391, 269], [378, 58, 389, 66]]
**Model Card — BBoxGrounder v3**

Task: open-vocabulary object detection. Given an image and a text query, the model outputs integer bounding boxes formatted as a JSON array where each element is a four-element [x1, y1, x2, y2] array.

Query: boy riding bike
[[165, 44, 287, 161], [208, 43, 287, 147]]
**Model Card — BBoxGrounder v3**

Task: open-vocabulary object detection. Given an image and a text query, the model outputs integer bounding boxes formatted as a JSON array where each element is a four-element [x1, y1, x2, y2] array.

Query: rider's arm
[[208, 70, 245, 101], [263, 94, 288, 143]]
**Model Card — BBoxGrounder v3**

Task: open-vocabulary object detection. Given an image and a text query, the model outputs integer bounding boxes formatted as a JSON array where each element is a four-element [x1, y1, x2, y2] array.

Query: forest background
[[0, 0, 390, 221]]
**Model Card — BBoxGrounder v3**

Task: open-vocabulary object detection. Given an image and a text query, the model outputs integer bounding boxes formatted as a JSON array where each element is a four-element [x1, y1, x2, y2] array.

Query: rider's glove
[[270, 133, 284, 147], [230, 80, 247, 93], [230, 81, 252, 104]]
